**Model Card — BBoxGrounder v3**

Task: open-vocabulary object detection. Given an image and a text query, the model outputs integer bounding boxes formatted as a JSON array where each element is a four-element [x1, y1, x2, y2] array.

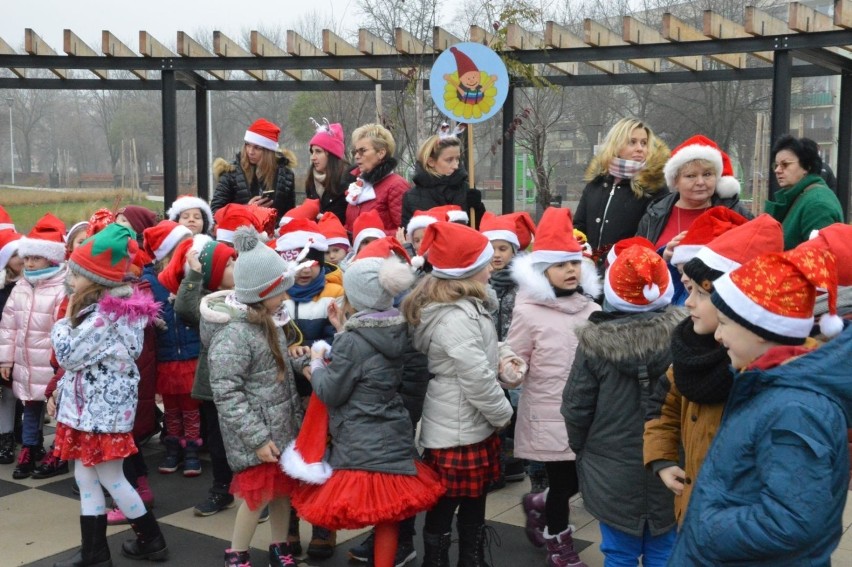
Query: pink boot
[[136, 475, 155, 509], [521, 488, 548, 547], [544, 526, 587, 567]]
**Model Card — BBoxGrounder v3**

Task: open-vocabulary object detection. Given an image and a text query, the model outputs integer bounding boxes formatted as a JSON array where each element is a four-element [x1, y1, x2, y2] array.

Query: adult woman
[[765, 135, 843, 249], [574, 118, 670, 270], [344, 124, 409, 235], [305, 121, 354, 224], [401, 133, 468, 232], [211, 118, 297, 222]]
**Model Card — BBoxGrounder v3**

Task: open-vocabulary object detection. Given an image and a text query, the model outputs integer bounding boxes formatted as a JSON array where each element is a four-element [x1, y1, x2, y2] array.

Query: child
[[204, 226, 304, 567], [402, 221, 514, 567], [49, 223, 168, 565], [167, 195, 214, 236], [0, 213, 67, 478], [65, 221, 90, 254], [643, 213, 783, 525], [669, 245, 849, 565], [506, 208, 600, 567], [401, 133, 467, 232], [286, 237, 444, 567], [0, 228, 22, 465], [339, 209, 387, 271], [317, 212, 350, 266], [562, 242, 682, 567]]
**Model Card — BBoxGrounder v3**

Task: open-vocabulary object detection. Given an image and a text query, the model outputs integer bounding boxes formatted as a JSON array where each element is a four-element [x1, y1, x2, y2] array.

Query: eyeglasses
[[353, 146, 373, 157], [772, 160, 799, 170]]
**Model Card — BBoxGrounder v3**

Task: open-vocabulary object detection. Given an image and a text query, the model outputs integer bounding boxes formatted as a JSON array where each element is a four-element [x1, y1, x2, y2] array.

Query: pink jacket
[[344, 169, 409, 235], [0, 267, 67, 401], [506, 254, 600, 462]]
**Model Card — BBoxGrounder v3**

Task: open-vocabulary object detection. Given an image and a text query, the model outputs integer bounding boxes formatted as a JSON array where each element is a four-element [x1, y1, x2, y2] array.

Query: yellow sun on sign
[[443, 71, 499, 121]]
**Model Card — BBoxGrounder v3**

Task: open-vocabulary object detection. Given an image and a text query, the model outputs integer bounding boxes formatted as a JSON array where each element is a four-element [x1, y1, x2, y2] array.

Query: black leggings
[[545, 460, 579, 534], [424, 495, 487, 535]]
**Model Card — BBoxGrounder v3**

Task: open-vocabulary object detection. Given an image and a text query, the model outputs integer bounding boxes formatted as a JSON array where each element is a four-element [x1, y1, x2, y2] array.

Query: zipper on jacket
[[598, 185, 616, 246]]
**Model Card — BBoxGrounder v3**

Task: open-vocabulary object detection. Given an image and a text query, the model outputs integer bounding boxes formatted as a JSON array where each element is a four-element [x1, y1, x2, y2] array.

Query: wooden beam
[[546, 21, 613, 75], [213, 31, 264, 81], [395, 28, 433, 55], [0, 36, 27, 78], [704, 10, 772, 63], [286, 30, 341, 81], [24, 29, 67, 79], [469, 25, 497, 46], [745, 6, 791, 36], [322, 29, 379, 80], [177, 31, 227, 80], [837, 0, 852, 29], [358, 29, 413, 78], [622, 16, 700, 71], [506, 23, 576, 75], [139, 31, 176, 58], [584, 19, 660, 72], [250, 31, 301, 81], [788, 1, 838, 32], [433, 26, 462, 52], [63, 30, 107, 79], [101, 31, 148, 80], [662, 13, 745, 69]]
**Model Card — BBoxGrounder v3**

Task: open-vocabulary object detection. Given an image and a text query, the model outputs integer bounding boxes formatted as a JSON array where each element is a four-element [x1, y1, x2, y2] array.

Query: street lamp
[[6, 97, 13, 185]]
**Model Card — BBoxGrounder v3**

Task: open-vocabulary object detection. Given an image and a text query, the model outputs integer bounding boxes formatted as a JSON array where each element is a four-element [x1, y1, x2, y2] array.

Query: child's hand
[[288, 345, 310, 358], [186, 249, 202, 273], [662, 231, 688, 263], [327, 302, 345, 332], [0, 366, 11, 380], [153, 317, 168, 331], [311, 343, 329, 360], [255, 440, 280, 463], [47, 395, 57, 417], [395, 227, 406, 246], [658, 465, 686, 496]]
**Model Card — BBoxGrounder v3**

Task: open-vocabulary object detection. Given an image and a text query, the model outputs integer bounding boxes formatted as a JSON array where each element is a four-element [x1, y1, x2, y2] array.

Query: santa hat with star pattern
[[604, 243, 674, 312]]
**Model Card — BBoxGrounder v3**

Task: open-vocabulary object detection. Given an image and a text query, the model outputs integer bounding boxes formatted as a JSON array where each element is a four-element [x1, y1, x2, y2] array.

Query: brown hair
[[304, 151, 351, 198], [401, 274, 488, 326], [68, 283, 110, 328], [240, 145, 279, 193], [246, 302, 288, 380], [416, 135, 462, 176]]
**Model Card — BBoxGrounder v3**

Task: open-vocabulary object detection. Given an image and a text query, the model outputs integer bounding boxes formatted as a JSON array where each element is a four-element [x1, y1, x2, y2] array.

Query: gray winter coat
[[312, 309, 422, 475], [202, 291, 303, 473], [562, 307, 684, 537]]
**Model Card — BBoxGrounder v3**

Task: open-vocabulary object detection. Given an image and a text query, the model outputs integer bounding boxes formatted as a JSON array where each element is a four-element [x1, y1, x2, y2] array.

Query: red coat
[[344, 168, 409, 235]]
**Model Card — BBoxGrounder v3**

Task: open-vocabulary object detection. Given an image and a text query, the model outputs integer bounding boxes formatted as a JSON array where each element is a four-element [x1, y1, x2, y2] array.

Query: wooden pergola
[[2, 1, 852, 217]]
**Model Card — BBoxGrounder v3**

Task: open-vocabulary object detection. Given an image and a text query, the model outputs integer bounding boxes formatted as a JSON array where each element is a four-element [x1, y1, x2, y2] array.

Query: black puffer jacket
[[401, 164, 469, 230], [305, 170, 356, 224], [635, 192, 753, 246], [211, 151, 297, 221]]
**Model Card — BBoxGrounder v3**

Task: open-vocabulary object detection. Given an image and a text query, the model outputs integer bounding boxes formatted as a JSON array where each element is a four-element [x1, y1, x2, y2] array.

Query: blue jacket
[[141, 267, 201, 362], [669, 325, 852, 566]]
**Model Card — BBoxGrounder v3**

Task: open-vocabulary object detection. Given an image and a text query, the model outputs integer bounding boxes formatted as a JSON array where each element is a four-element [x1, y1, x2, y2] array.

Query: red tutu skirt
[[423, 434, 501, 498], [231, 462, 298, 511], [53, 423, 138, 466], [290, 460, 445, 530], [156, 359, 197, 396]]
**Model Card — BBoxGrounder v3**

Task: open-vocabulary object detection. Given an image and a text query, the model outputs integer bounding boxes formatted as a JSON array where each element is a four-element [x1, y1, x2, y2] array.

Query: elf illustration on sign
[[441, 46, 500, 120]]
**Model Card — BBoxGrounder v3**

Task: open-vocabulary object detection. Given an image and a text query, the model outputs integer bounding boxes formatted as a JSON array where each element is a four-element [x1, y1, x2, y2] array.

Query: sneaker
[[224, 548, 251, 567], [31, 453, 69, 479], [269, 542, 297, 567], [12, 446, 35, 479], [107, 505, 130, 525], [393, 539, 417, 567], [347, 531, 374, 562], [307, 526, 336, 559], [258, 506, 269, 524], [194, 492, 235, 517]]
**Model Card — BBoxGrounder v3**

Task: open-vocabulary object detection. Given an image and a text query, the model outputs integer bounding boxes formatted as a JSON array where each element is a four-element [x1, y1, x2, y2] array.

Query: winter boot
[[157, 436, 182, 474], [269, 542, 297, 567], [12, 445, 37, 479], [521, 488, 548, 548], [182, 438, 202, 477], [421, 531, 451, 567], [53, 514, 113, 567], [121, 510, 169, 561], [32, 451, 70, 479], [307, 526, 336, 559], [287, 508, 302, 555], [456, 523, 496, 567], [543, 526, 587, 567], [527, 461, 550, 494], [223, 548, 251, 566], [0, 431, 14, 464]]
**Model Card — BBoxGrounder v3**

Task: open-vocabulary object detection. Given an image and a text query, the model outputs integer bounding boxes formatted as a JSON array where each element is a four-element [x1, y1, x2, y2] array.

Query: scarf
[[312, 170, 327, 198], [288, 267, 327, 303], [23, 265, 62, 284], [489, 265, 516, 296], [345, 177, 376, 205], [671, 317, 733, 404], [608, 158, 645, 180]]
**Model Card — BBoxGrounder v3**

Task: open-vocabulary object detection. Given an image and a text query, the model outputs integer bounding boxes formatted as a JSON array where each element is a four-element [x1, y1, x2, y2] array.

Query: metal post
[[836, 73, 852, 221], [501, 84, 515, 214], [769, 50, 792, 199], [161, 70, 178, 212], [195, 86, 209, 201], [6, 97, 13, 185]]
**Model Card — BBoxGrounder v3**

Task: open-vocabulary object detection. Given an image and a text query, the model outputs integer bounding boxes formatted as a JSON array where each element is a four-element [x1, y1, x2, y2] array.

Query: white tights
[[75, 458, 145, 519]]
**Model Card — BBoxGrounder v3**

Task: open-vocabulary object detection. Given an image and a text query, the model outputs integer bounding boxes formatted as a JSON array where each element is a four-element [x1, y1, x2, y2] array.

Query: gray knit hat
[[232, 226, 296, 304], [343, 237, 415, 312]]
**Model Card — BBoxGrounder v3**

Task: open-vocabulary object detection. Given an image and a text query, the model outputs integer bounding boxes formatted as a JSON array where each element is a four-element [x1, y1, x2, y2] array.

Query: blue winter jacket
[[141, 266, 201, 361], [669, 325, 852, 566]]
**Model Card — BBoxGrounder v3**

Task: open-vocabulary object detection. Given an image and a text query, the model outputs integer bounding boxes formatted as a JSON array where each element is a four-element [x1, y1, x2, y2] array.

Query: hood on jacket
[[344, 309, 409, 359], [213, 149, 299, 181], [199, 289, 244, 345], [411, 163, 469, 191], [511, 252, 602, 302], [583, 138, 670, 198], [98, 287, 161, 324]]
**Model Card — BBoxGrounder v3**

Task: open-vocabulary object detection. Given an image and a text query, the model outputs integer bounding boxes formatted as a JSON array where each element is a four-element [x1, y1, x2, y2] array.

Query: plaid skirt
[[422, 433, 501, 498]]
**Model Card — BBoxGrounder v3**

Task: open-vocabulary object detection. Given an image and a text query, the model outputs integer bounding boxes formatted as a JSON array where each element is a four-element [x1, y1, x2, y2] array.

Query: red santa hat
[[450, 46, 479, 76], [158, 234, 236, 294], [416, 221, 493, 279], [250, 206, 278, 239], [670, 206, 749, 266], [279, 199, 321, 227], [480, 211, 536, 251], [0, 206, 14, 231], [244, 118, 280, 152], [604, 243, 673, 312], [352, 210, 387, 252], [317, 212, 350, 249], [214, 203, 266, 244], [0, 229, 22, 272], [309, 120, 345, 160], [166, 195, 214, 231], [85, 208, 115, 238], [275, 218, 328, 253], [18, 213, 66, 264], [693, 213, 784, 274], [664, 134, 740, 198], [527, 208, 582, 264], [712, 247, 842, 343], [281, 391, 332, 484], [797, 223, 852, 286], [605, 235, 656, 267], [406, 210, 443, 238], [143, 220, 193, 263]]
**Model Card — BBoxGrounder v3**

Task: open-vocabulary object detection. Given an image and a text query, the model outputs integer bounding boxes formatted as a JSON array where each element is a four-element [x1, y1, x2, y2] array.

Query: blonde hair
[[351, 123, 396, 159], [246, 302, 288, 380], [585, 118, 658, 181], [240, 145, 279, 193], [416, 135, 461, 176], [68, 283, 110, 328], [674, 158, 718, 184], [401, 274, 488, 326]]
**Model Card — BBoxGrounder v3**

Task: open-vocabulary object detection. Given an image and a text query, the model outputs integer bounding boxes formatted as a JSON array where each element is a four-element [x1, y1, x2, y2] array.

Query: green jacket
[[764, 173, 843, 249], [172, 269, 213, 401]]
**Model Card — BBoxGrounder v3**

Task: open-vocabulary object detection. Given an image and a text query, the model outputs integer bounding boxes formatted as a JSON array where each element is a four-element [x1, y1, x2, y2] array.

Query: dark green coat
[[764, 173, 844, 249]]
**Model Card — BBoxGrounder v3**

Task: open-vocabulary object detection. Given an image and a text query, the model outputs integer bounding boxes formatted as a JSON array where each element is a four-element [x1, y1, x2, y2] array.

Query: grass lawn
[[2, 188, 164, 233]]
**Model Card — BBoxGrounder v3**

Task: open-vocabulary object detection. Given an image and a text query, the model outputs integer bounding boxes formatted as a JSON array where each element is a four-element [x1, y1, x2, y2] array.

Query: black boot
[[421, 531, 451, 567], [53, 515, 113, 567], [121, 511, 169, 561], [0, 432, 14, 464], [456, 523, 497, 567]]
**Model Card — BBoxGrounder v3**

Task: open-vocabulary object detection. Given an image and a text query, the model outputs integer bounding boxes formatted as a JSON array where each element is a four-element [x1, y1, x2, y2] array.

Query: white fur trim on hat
[[0, 222, 13, 231], [0, 240, 19, 271], [528, 249, 583, 265], [325, 236, 350, 248], [603, 269, 674, 313], [216, 228, 235, 244], [18, 236, 66, 264], [714, 175, 741, 199], [280, 440, 333, 484], [713, 272, 813, 339], [275, 231, 329, 253], [406, 216, 438, 237], [353, 228, 386, 253], [155, 224, 193, 261], [482, 229, 519, 249], [166, 197, 214, 228], [663, 144, 723, 191], [244, 130, 279, 152], [694, 246, 741, 274], [431, 244, 494, 279], [447, 210, 469, 223], [670, 244, 703, 267]]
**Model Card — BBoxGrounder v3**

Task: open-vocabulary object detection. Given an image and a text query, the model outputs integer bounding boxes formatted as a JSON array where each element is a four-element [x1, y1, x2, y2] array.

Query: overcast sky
[[4, 0, 363, 53]]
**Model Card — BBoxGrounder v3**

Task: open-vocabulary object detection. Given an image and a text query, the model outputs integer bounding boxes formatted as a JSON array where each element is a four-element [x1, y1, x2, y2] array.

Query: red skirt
[[291, 460, 445, 530], [423, 434, 501, 498], [231, 462, 298, 511], [156, 359, 197, 396], [53, 423, 138, 466]]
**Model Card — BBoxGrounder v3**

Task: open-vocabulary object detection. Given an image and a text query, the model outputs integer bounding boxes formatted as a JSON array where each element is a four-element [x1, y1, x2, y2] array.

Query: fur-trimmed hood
[[213, 149, 300, 181], [97, 287, 161, 324], [344, 308, 409, 359], [583, 138, 671, 198], [511, 253, 602, 302]]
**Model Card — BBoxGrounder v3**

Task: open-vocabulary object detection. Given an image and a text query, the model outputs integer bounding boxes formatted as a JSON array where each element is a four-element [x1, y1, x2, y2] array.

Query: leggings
[[0, 387, 15, 434], [544, 460, 579, 534], [424, 494, 487, 535], [75, 458, 146, 519]]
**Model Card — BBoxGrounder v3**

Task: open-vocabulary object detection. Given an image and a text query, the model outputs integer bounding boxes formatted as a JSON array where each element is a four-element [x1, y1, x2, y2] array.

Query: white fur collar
[[511, 253, 602, 302]]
